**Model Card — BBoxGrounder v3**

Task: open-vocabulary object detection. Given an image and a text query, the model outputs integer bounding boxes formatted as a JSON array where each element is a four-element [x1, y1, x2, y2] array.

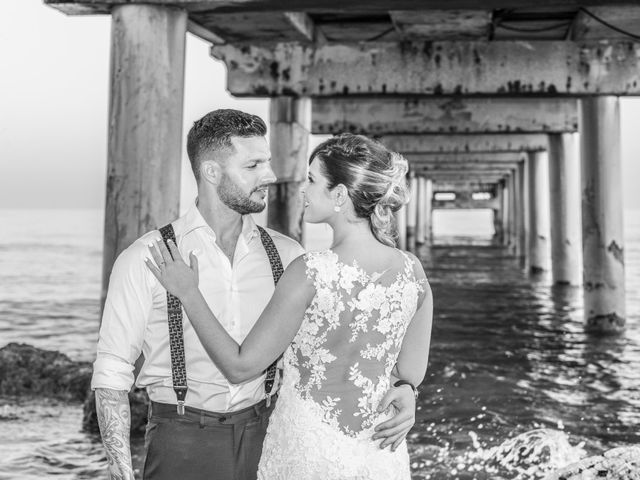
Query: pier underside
[[45, 0, 635, 332]]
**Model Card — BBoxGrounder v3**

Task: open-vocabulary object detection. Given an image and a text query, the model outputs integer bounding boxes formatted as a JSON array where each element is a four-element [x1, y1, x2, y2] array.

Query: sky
[[1, 0, 640, 210]]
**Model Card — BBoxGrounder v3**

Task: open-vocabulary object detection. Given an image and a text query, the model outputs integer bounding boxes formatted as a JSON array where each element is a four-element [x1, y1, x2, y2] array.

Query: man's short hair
[[186, 109, 267, 181]]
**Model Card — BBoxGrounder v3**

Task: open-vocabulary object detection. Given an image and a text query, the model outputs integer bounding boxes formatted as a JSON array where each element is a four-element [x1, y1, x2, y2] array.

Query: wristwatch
[[394, 379, 419, 399]]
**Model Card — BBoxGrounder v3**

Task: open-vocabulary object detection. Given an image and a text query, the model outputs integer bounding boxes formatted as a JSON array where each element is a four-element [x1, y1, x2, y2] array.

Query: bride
[[147, 133, 433, 479]]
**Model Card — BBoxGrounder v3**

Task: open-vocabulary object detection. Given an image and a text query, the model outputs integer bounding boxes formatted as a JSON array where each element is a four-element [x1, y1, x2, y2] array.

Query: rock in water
[[0, 343, 150, 436], [0, 343, 91, 401], [546, 446, 640, 480]]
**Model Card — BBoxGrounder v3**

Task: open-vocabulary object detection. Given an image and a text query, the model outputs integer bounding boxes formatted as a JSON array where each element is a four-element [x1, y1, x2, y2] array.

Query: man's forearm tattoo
[[95, 388, 134, 480]]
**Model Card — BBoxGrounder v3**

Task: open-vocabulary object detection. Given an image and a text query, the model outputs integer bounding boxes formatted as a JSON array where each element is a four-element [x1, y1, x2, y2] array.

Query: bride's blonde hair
[[309, 134, 410, 247]]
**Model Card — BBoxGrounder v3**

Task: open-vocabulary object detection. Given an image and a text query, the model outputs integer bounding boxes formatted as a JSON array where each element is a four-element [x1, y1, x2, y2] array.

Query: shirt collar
[[181, 199, 261, 243]]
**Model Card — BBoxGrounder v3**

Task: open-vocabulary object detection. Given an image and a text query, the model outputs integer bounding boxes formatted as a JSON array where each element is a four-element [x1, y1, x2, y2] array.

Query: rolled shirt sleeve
[[91, 239, 156, 391]]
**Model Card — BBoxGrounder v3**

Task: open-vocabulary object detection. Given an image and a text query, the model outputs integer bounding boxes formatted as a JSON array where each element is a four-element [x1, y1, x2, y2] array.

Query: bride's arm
[[395, 262, 433, 387], [147, 239, 314, 384]]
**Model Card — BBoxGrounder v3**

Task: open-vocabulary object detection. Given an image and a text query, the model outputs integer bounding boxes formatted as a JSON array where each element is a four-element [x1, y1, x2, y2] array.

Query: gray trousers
[[143, 398, 275, 480]]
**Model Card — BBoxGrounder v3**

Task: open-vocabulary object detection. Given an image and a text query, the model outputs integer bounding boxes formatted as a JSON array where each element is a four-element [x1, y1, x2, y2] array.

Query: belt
[[149, 396, 276, 426]]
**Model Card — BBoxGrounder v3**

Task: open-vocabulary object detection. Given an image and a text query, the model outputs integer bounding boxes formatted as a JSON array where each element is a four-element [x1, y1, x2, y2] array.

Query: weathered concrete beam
[[44, 0, 634, 16], [213, 41, 640, 96], [312, 98, 577, 135], [406, 152, 525, 164], [433, 181, 501, 192], [417, 162, 521, 171], [390, 10, 492, 41], [433, 198, 500, 210], [573, 6, 640, 41], [379, 134, 548, 153], [418, 169, 513, 176]]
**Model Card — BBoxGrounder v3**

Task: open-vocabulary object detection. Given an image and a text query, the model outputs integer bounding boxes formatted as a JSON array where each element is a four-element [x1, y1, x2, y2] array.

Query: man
[[92, 109, 417, 480]]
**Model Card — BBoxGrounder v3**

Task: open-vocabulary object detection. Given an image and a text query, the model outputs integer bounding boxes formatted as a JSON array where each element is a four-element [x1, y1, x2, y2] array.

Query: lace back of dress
[[288, 250, 423, 437]]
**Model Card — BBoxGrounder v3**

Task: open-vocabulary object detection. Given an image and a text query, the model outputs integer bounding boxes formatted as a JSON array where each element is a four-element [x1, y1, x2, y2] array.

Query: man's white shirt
[[91, 201, 305, 412]]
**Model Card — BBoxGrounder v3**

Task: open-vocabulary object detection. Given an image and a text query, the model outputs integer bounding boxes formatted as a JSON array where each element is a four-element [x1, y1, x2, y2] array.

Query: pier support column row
[[102, 4, 187, 307], [548, 133, 582, 285], [268, 97, 310, 243], [527, 151, 551, 273], [507, 172, 518, 251], [580, 97, 626, 333], [416, 177, 427, 245], [515, 161, 529, 259], [407, 176, 418, 248]]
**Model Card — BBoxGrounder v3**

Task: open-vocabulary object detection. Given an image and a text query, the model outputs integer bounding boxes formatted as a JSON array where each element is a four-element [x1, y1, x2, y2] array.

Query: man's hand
[[372, 384, 417, 451], [95, 388, 135, 480]]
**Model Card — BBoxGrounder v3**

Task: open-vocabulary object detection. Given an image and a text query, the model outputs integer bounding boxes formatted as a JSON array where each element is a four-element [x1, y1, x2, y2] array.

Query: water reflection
[[409, 242, 640, 479]]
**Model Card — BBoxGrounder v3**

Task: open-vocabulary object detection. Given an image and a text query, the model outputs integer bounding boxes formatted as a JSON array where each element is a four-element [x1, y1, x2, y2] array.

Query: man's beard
[[218, 173, 267, 215]]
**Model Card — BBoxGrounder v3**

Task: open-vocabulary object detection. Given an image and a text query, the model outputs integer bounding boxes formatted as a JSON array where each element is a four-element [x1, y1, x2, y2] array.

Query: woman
[[146, 134, 433, 479]]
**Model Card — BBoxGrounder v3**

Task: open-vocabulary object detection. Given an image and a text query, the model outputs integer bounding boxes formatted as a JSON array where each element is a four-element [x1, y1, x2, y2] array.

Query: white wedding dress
[[257, 250, 424, 480]]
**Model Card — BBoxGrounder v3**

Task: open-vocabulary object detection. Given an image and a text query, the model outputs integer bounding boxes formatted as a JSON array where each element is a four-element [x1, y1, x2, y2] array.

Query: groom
[[91, 109, 417, 480]]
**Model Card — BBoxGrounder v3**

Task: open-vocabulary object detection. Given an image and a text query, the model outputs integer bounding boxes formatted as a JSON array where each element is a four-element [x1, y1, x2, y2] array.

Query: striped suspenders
[[159, 223, 284, 414]]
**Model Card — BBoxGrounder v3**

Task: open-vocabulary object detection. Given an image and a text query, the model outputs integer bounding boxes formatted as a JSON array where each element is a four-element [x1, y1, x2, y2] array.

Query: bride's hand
[[146, 239, 199, 300]]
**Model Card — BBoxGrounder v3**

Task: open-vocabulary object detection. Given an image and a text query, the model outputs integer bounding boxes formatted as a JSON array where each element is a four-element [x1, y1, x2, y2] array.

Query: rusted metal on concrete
[[312, 98, 578, 135], [102, 4, 187, 307], [213, 41, 640, 97], [268, 97, 310, 242], [380, 134, 549, 154], [527, 151, 551, 272], [580, 96, 626, 333], [548, 133, 582, 285]]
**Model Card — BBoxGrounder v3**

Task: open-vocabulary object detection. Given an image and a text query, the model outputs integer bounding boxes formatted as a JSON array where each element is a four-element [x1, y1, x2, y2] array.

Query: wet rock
[[82, 387, 150, 437], [0, 343, 149, 436], [546, 446, 640, 480], [0, 343, 91, 401]]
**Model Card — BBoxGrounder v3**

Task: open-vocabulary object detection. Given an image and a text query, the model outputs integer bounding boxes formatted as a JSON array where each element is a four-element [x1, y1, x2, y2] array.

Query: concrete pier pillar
[[268, 97, 310, 243], [527, 151, 551, 272], [424, 178, 433, 244], [102, 5, 187, 306], [416, 177, 427, 245], [396, 205, 407, 250], [515, 161, 529, 259], [580, 97, 626, 333], [500, 183, 510, 246], [493, 185, 505, 245], [507, 172, 517, 251], [548, 133, 582, 285], [407, 176, 418, 248]]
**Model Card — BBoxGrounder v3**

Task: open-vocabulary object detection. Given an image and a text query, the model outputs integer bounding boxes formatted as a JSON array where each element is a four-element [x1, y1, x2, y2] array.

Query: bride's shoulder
[[303, 249, 338, 265]]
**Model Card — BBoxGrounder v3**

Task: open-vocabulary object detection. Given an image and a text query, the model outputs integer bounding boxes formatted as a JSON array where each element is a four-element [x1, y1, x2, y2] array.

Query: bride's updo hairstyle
[[309, 133, 410, 247]]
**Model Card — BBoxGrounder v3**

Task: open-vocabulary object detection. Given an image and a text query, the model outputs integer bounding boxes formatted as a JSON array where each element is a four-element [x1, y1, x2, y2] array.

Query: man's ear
[[200, 160, 222, 185]]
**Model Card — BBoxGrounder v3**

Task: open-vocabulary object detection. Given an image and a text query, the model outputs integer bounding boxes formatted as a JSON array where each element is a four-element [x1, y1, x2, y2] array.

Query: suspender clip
[[174, 385, 188, 415]]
